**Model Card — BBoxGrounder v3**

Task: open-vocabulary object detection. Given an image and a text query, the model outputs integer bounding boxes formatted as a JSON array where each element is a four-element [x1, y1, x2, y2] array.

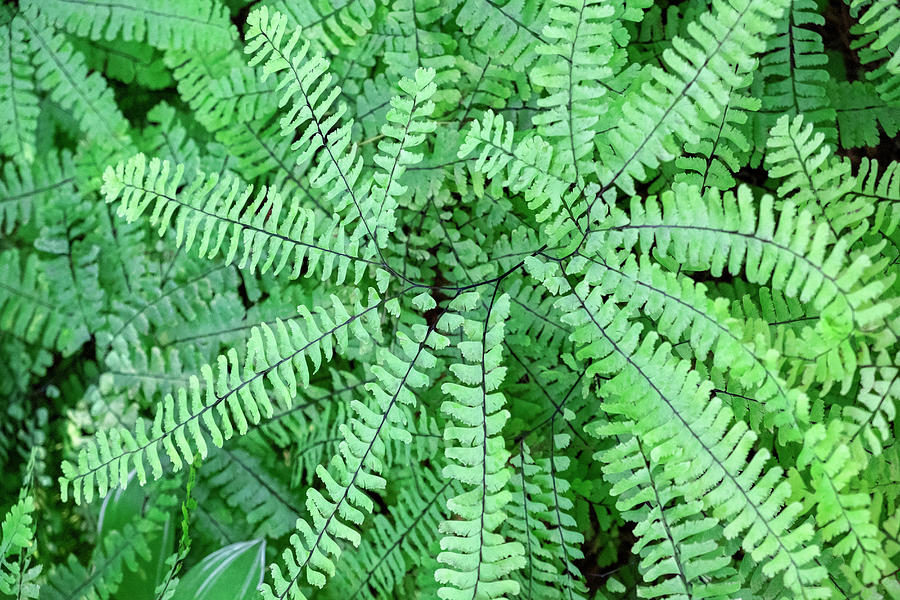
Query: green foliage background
[[1, 0, 899, 599]]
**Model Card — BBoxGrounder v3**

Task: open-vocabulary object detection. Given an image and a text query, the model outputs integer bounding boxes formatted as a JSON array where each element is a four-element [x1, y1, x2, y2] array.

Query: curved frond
[[594, 0, 787, 196], [267, 0, 378, 55], [605, 183, 894, 388], [758, 0, 835, 138], [61, 295, 382, 504], [551, 279, 827, 598]]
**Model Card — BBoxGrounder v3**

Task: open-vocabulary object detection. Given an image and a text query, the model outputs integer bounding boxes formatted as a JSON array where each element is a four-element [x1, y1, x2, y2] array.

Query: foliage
[[0, 1, 898, 599]]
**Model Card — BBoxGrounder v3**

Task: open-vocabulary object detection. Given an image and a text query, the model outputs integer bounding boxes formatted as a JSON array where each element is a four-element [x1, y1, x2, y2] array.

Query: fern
[[544, 269, 826, 598], [2, 1, 899, 599], [0, 12, 39, 165], [435, 291, 525, 600], [267, 0, 378, 55], [19, 5, 131, 150], [264, 326, 439, 600], [757, 0, 835, 140], [102, 153, 375, 285], [0, 494, 41, 600], [29, 0, 237, 52], [61, 294, 382, 504]]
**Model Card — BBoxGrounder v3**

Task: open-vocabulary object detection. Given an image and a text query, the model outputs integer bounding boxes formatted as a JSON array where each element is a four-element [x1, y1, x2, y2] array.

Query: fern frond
[[551, 281, 827, 598], [507, 445, 559, 600], [593, 0, 787, 196], [198, 444, 302, 539], [267, 0, 378, 55], [39, 523, 151, 600], [674, 84, 759, 190], [338, 465, 455, 600], [73, 36, 173, 89], [381, 0, 461, 113], [263, 325, 439, 600], [0, 249, 90, 355], [597, 433, 741, 599], [368, 68, 437, 248], [798, 421, 887, 585], [845, 361, 899, 455], [245, 7, 373, 239], [435, 291, 525, 600], [757, 0, 835, 138], [162, 55, 322, 210], [0, 14, 39, 164], [455, 0, 550, 70], [459, 111, 583, 244], [0, 150, 75, 234], [531, 0, 616, 180], [849, 0, 900, 102], [163, 47, 247, 113], [20, 5, 131, 149], [34, 198, 109, 340], [103, 262, 239, 349], [0, 494, 40, 600], [507, 435, 589, 600], [606, 184, 893, 388], [765, 114, 853, 232], [28, 0, 237, 52], [845, 158, 900, 241], [260, 369, 410, 488], [575, 248, 807, 441], [102, 153, 376, 285], [60, 294, 382, 504], [829, 80, 900, 149], [138, 102, 204, 173]]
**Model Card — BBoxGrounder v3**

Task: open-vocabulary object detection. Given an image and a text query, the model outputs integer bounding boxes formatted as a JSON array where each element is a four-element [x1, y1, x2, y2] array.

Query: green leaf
[[172, 539, 266, 600]]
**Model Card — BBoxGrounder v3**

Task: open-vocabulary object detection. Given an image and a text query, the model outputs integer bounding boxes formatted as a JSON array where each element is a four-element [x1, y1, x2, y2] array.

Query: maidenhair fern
[[1, 1, 898, 599]]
